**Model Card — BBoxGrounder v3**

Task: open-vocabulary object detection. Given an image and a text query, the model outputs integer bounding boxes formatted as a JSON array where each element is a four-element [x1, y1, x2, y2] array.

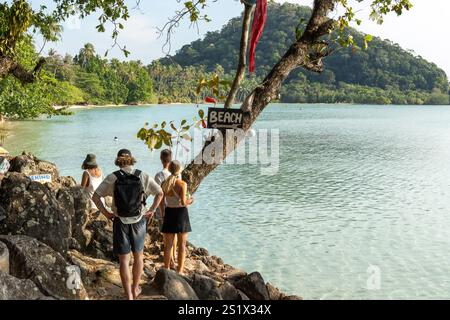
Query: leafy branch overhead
[[137, 109, 207, 152]]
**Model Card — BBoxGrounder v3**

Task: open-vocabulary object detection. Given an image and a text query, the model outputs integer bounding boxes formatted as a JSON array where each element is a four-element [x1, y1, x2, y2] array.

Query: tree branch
[[224, 3, 254, 109], [183, 0, 339, 194], [0, 54, 46, 84]]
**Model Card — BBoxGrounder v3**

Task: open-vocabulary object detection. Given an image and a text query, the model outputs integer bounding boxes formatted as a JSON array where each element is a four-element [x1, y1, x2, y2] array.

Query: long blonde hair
[[161, 160, 184, 194]]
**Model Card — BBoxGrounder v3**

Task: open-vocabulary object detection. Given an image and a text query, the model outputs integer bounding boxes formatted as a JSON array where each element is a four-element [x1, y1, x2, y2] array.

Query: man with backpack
[[92, 149, 163, 300]]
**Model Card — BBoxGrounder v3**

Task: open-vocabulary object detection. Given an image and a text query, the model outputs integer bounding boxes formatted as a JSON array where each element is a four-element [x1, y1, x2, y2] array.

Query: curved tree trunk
[[223, 3, 254, 109], [0, 54, 45, 84], [183, 0, 337, 194]]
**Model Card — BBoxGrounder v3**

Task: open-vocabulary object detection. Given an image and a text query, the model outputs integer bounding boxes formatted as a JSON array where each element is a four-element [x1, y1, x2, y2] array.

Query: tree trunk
[[183, 0, 336, 194], [223, 4, 254, 109], [0, 54, 45, 84]]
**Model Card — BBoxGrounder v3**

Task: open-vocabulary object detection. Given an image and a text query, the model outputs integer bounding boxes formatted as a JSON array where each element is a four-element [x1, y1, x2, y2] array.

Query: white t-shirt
[[154, 168, 171, 218], [95, 166, 162, 224], [155, 168, 171, 186]]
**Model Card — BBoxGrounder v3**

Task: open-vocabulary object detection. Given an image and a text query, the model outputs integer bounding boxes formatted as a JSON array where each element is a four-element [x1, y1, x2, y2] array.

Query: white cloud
[[119, 15, 158, 45]]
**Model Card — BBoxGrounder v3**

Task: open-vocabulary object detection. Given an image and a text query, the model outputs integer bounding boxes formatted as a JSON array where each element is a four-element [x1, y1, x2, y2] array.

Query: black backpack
[[113, 170, 146, 218]]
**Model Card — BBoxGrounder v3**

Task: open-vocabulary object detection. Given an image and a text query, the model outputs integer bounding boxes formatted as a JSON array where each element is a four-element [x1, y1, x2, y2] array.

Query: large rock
[[0, 271, 46, 300], [234, 272, 270, 300], [0, 235, 88, 300], [8, 152, 59, 181], [191, 274, 222, 300], [0, 173, 72, 254], [0, 205, 5, 222], [68, 250, 117, 288], [218, 281, 250, 300], [57, 186, 92, 251], [85, 220, 114, 259], [153, 268, 199, 300], [0, 242, 8, 274]]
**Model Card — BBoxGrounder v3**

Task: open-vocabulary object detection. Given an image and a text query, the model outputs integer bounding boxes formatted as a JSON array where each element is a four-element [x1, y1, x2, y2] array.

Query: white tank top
[[166, 189, 184, 208], [85, 170, 103, 209]]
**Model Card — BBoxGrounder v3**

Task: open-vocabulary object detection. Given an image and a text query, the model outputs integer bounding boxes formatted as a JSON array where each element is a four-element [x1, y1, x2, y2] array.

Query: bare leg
[[132, 251, 144, 299], [163, 233, 175, 269], [171, 235, 177, 268], [119, 254, 133, 300], [177, 233, 189, 274]]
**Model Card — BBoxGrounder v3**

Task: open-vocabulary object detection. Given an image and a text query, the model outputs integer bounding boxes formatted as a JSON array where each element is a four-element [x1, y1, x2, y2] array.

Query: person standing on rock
[[92, 149, 164, 300], [80, 154, 103, 211], [154, 149, 178, 269], [160, 160, 194, 275]]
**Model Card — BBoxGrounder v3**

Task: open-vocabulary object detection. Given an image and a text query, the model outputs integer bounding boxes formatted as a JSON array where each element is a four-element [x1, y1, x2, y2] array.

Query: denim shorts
[[113, 217, 147, 255]]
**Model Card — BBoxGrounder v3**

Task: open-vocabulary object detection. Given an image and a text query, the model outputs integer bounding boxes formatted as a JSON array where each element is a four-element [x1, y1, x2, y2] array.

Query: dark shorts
[[161, 207, 192, 234], [113, 217, 147, 255]]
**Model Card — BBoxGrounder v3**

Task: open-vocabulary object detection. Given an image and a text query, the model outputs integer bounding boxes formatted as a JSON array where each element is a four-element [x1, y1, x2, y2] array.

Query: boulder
[[281, 294, 303, 300], [0, 173, 72, 254], [217, 281, 249, 300], [8, 152, 59, 181], [0, 241, 9, 274], [58, 186, 92, 250], [191, 247, 209, 257], [266, 283, 282, 300], [153, 268, 199, 300], [191, 274, 222, 300], [0, 235, 88, 300], [234, 272, 270, 300], [67, 250, 117, 287], [184, 258, 210, 274], [223, 269, 247, 282], [0, 271, 46, 300], [0, 205, 5, 222], [85, 220, 114, 259]]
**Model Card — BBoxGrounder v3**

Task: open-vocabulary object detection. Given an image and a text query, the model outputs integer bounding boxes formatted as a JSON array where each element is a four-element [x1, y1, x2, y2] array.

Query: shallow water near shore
[[5, 103, 450, 300]]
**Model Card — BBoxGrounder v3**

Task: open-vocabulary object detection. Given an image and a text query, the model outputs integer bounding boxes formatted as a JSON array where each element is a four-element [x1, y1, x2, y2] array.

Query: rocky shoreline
[[0, 152, 301, 300]]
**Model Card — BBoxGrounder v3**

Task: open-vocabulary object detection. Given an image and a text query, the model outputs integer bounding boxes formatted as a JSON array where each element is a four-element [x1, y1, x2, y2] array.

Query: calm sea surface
[[5, 104, 450, 299]]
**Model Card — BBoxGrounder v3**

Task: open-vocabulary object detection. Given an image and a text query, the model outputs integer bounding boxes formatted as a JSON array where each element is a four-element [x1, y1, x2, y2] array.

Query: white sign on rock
[[28, 174, 52, 184]]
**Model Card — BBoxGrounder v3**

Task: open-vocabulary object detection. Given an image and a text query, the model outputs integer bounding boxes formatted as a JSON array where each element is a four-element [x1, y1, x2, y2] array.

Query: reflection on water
[[5, 104, 450, 299]]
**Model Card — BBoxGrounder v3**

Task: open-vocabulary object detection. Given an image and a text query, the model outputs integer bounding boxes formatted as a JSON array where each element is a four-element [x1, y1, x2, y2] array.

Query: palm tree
[[75, 43, 96, 68]]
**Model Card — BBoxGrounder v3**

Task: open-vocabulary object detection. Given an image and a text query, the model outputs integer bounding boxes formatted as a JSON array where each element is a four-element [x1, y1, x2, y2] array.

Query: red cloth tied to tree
[[205, 96, 216, 104], [248, 0, 267, 73]]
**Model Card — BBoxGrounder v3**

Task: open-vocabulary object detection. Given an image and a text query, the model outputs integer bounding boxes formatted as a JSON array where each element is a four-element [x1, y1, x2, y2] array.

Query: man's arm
[[145, 190, 164, 218], [159, 195, 166, 219], [93, 192, 115, 220]]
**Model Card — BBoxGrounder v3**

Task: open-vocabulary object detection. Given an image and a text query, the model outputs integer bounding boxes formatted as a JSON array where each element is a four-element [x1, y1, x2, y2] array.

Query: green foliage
[[0, 41, 157, 119], [148, 61, 228, 104], [0, 37, 59, 119], [137, 109, 207, 152], [165, 2, 449, 94], [280, 81, 447, 105]]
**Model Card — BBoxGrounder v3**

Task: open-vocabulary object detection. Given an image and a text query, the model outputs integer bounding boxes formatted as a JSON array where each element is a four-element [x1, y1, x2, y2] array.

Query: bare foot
[[176, 269, 185, 276], [133, 286, 142, 300]]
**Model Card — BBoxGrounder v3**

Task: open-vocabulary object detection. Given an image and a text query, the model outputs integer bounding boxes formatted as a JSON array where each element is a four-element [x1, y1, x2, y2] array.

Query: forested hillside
[[1, 1, 449, 119], [163, 1, 449, 104]]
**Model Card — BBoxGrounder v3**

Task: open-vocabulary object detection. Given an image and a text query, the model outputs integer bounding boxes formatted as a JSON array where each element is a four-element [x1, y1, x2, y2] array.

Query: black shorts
[[113, 217, 147, 255], [161, 207, 192, 234]]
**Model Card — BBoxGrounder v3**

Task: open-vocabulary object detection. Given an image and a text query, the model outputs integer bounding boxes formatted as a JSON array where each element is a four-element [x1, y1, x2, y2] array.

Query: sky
[[33, 0, 450, 77]]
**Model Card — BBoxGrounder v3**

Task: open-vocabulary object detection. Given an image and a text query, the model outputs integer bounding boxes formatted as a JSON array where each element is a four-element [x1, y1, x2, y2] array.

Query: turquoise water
[[5, 104, 450, 300]]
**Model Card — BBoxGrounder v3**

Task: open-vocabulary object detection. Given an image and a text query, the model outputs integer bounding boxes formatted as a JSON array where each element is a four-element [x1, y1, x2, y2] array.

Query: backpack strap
[[133, 169, 142, 178], [113, 170, 127, 181], [132, 169, 146, 206]]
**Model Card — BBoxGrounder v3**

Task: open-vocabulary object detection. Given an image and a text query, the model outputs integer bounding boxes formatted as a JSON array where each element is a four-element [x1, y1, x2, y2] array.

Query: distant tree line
[[1, 2, 449, 119]]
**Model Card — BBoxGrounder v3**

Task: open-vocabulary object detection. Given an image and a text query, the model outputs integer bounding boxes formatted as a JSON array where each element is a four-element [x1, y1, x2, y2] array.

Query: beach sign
[[207, 107, 244, 130], [28, 174, 52, 184]]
